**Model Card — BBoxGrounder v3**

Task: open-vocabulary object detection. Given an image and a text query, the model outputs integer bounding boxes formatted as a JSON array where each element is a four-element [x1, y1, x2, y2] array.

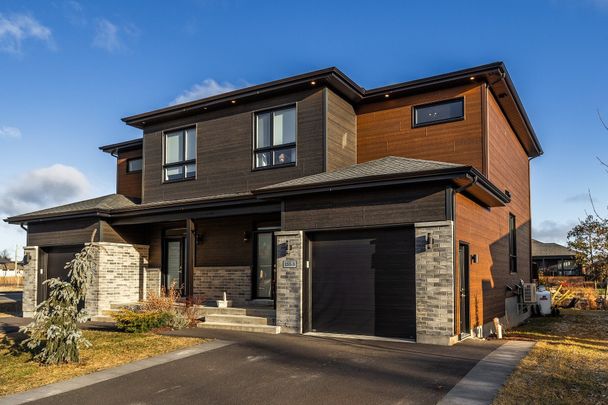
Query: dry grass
[[493, 309, 608, 405], [0, 329, 205, 397]]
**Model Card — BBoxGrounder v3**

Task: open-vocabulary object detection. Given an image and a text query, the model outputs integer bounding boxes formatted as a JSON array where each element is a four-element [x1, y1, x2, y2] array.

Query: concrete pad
[[437, 340, 535, 405], [0, 340, 232, 405]]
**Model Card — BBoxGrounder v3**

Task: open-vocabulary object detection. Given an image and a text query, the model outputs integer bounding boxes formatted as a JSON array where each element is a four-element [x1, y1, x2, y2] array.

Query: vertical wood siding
[[326, 89, 357, 171], [116, 148, 143, 200]]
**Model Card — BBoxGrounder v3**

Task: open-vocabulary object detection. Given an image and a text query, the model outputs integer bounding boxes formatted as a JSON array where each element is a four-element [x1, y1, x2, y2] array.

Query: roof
[[532, 239, 576, 258], [99, 138, 143, 154], [253, 156, 510, 207], [6, 194, 137, 223], [121, 62, 542, 158]]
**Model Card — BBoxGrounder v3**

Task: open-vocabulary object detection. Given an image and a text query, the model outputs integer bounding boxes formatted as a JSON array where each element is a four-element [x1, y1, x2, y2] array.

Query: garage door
[[310, 228, 416, 339], [37, 245, 82, 304]]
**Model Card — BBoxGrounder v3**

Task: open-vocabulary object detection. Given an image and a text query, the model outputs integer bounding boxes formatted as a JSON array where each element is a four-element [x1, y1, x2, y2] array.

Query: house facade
[[532, 239, 581, 278], [6, 62, 542, 345]]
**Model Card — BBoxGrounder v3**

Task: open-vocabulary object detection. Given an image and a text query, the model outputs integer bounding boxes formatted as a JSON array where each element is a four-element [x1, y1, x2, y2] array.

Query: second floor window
[[254, 106, 296, 169], [127, 157, 142, 173], [413, 98, 464, 127], [509, 213, 517, 273], [164, 127, 196, 182]]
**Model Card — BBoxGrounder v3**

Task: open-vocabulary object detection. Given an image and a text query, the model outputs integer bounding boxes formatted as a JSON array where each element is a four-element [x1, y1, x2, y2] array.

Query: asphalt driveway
[[21, 327, 502, 405]]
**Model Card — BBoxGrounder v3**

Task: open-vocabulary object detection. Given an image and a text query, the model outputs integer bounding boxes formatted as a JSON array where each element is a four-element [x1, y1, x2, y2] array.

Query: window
[[127, 158, 142, 173], [413, 98, 464, 127], [164, 127, 196, 182], [254, 106, 296, 169], [509, 213, 517, 273]]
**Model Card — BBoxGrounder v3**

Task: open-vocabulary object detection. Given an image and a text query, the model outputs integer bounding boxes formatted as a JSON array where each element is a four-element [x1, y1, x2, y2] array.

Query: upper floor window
[[127, 157, 142, 173], [413, 98, 464, 127], [509, 213, 517, 273], [254, 106, 296, 169], [164, 127, 196, 182]]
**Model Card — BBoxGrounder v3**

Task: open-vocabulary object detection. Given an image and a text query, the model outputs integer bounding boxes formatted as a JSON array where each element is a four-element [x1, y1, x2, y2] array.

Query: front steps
[[196, 306, 280, 334]]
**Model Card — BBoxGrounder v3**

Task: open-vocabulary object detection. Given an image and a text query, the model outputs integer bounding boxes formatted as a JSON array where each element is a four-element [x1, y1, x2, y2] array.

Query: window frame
[[252, 104, 297, 171], [126, 157, 143, 174], [412, 97, 465, 128], [162, 125, 197, 183], [508, 213, 518, 273]]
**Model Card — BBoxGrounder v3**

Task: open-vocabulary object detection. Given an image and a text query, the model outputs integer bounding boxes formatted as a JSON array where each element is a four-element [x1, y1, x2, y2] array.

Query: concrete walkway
[[437, 340, 535, 405]]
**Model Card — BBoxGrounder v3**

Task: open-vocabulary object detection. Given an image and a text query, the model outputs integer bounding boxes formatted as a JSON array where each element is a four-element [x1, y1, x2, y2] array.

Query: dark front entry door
[[459, 243, 471, 336], [163, 238, 186, 295], [254, 232, 275, 299], [309, 228, 416, 339], [37, 245, 82, 304]]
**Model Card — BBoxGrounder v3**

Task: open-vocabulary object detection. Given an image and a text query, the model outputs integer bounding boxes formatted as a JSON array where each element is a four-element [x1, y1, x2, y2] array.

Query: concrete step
[[90, 315, 115, 322], [204, 314, 268, 325], [195, 307, 248, 316], [197, 321, 280, 334]]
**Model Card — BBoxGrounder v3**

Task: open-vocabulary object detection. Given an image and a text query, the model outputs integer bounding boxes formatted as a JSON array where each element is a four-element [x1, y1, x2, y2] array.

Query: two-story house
[[6, 62, 542, 345]]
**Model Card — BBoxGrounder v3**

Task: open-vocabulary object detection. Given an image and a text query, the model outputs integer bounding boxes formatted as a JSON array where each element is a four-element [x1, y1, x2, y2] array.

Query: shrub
[[143, 283, 180, 313], [169, 310, 190, 329], [114, 309, 174, 333]]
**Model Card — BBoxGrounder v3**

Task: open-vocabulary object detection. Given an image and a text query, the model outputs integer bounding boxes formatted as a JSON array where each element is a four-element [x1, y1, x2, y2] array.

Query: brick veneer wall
[[144, 267, 161, 299], [414, 221, 457, 345], [86, 242, 149, 316], [275, 231, 303, 333], [193, 266, 251, 305], [22, 246, 39, 317]]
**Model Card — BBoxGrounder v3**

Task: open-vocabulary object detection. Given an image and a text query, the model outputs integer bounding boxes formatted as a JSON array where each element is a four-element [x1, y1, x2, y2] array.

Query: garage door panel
[[310, 228, 415, 339]]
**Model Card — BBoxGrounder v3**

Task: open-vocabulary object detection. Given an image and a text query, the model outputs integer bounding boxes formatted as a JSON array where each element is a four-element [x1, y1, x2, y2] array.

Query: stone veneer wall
[[193, 266, 251, 305], [414, 221, 457, 346], [22, 246, 39, 317], [275, 231, 304, 333], [144, 267, 161, 299], [86, 242, 149, 317]]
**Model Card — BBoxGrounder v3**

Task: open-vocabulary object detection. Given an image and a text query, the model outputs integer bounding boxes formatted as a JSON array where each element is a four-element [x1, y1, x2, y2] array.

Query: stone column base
[[417, 333, 460, 346]]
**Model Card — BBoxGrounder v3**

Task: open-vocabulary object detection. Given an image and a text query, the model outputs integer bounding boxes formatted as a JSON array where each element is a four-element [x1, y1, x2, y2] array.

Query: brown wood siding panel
[[194, 216, 254, 267], [454, 91, 531, 330], [326, 89, 357, 172], [100, 221, 150, 245], [27, 219, 100, 247], [283, 185, 447, 231], [117, 149, 142, 200], [356, 84, 484, 172], [141, 88, 325, 203]]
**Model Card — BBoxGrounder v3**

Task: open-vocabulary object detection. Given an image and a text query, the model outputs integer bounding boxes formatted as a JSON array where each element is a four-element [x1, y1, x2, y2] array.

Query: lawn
[[0, 329, 205, 397], [493, 309, 608, 405]]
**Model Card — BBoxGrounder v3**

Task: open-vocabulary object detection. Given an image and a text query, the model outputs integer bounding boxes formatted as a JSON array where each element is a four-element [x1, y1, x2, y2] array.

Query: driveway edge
[[0, 339, 233, 405], [437, 340, 535, 405]]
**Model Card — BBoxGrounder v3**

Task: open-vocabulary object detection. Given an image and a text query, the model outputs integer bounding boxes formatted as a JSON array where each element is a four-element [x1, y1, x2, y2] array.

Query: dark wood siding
[[27, 219, 100, 247], [283, 184, 448, 231], [141, 88, 325, 203], [326, 89, 357, 172], [454, 90, 531, 330], [356, 84, 484, 173], [117, 148, 142, 200]]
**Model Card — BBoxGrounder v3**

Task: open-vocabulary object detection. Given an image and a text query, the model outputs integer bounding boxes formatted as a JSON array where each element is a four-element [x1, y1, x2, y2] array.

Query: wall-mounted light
[[21, 253, 31, 265], [426, 233, 433, 250], [471, 254, 479, 264], [195, 232, 204, 245], [243, 231, 251, 243]]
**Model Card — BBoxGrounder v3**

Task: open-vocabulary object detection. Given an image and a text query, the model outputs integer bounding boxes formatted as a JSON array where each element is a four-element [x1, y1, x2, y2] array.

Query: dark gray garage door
[[310, 228, 416, 339], [37, 245, 82, 304]]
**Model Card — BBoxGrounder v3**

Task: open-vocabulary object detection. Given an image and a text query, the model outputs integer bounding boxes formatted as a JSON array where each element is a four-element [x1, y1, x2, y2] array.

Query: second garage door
[[309, 227, 416, 339]]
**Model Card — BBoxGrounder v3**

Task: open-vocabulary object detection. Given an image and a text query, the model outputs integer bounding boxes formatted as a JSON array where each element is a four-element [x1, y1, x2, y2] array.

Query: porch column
[[22, 246, 39, 317], [275, 231, 304, 333], [186, 218, 195, 297]]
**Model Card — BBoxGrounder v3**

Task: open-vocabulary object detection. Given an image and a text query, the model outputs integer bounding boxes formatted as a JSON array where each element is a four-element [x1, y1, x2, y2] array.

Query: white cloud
[[0, 13, 53, 54], [171, 79, 245, 105], [532, 220, 578, 245], [0, 126, 21, 139], [92, 18, 139, 53], [0, 164, 90, 217], [62, 0, 87, 26]]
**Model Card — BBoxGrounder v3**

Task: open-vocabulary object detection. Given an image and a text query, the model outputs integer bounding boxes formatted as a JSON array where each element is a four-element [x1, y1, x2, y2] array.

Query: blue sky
[[1, 0, 607, 256]]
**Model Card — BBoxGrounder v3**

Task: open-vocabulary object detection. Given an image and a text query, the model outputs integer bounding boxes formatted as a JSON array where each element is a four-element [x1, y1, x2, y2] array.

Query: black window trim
[[252, 103, 298, 171], [126, 157, 143, 174], [412, 97, 465, 128], [162, 125, 197, 184], [509, 212, 517, 273]]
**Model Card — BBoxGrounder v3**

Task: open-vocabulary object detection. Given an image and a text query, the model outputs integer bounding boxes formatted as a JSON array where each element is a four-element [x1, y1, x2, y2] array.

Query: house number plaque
[[283, 258, 297, 268]]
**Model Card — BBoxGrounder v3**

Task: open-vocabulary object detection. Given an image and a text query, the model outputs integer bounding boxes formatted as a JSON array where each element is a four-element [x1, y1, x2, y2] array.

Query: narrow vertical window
[[254, 106, 296, 168], [164, 127, 196, 181], [509, 213, 517, 273]]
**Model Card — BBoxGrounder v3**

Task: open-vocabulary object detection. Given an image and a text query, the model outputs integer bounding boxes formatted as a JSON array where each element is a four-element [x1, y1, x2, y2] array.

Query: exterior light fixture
[[231, 100, 236, 104], [310, 81, 316, 85], [469, 76, 475, 80], [384, 94, 390, 98], [243, 231, 251, 243], [471, 254, 479, 264], [426, 233, 433, 250]]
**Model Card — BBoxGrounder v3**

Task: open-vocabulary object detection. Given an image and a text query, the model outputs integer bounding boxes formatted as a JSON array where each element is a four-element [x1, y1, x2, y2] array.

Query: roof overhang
[[121, 62, 542, 158], [99, 138, 143, 155], [253, 166, 509, 208]]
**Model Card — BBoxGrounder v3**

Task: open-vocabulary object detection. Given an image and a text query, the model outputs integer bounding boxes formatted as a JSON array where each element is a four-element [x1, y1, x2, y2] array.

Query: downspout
[[20, 223, 27, 232], [454, 174, 478, 195]]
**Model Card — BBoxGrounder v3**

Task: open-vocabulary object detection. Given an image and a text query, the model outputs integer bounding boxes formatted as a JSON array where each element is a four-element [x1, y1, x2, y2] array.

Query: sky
[[0, 0, 607, 258]]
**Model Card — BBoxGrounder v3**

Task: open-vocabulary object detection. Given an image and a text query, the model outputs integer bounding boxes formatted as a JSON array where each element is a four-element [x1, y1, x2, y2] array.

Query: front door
[[163, 238, 185, 295], [254, 232, 275, 299], [459, 243, 471, 336]]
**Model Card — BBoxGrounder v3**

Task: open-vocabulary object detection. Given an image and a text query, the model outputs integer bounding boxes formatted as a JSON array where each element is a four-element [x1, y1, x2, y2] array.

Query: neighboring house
[[532, 239, 581, 278], [5, 62, 542, 345]]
